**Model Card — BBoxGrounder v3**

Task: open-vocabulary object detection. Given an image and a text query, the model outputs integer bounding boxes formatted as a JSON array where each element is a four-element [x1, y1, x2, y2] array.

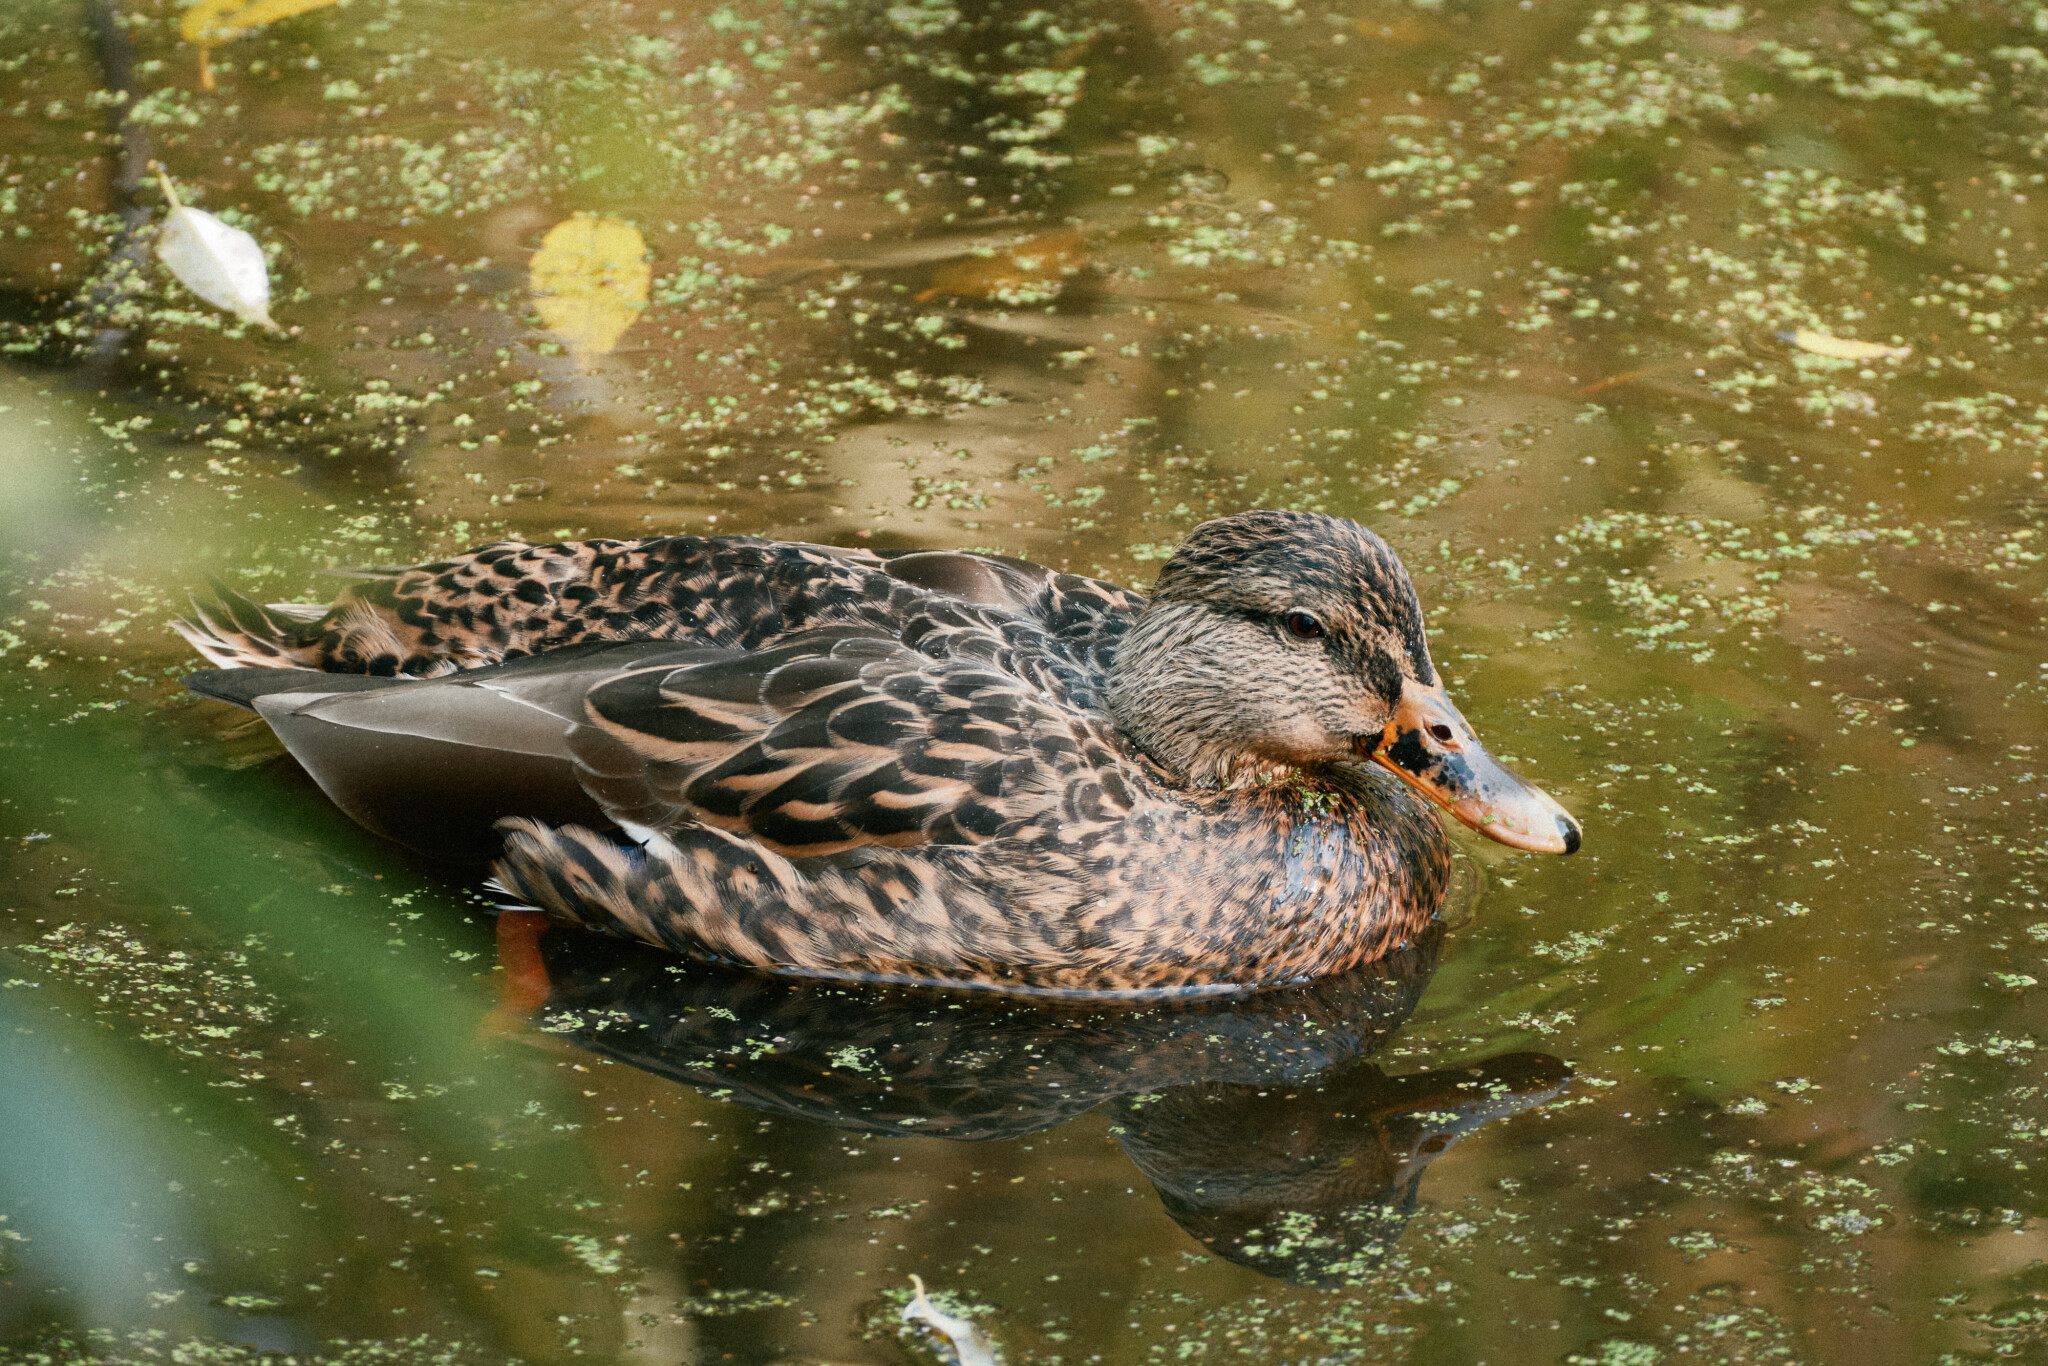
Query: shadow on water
[[511, 919, 1569, 1288]]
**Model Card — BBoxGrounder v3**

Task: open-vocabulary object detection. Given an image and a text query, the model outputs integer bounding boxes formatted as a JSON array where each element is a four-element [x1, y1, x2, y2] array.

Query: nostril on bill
[[1428, 723, 1454, 742]]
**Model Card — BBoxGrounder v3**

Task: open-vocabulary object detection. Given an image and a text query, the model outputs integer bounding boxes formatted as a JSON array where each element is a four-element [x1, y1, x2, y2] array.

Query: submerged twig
[[76, 0, 157, 362]]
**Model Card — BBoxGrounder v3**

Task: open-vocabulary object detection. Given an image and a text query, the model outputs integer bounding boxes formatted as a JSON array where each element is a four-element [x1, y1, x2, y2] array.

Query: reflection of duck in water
[[179, 511, 1578, 994], [1114, 1054, 1568, 1286], [499, 916, 1568, 1284]]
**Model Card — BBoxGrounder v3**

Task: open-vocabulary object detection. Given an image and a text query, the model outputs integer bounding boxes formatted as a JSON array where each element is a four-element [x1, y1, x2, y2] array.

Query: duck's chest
[[1221, 776, 1451, 910], [1042, 770, 1456, 985]]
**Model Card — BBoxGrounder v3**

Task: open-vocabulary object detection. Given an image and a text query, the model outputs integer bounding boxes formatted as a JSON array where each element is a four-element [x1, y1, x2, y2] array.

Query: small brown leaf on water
[[917, 230, 1085, 304], [180, 0, 345, 90], [528, 215, 651, 364]]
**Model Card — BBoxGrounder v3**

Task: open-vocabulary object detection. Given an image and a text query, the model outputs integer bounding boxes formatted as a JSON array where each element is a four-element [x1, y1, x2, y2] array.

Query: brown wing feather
[[177, 532, 1150, 871], [566, 629, 1087, 857]]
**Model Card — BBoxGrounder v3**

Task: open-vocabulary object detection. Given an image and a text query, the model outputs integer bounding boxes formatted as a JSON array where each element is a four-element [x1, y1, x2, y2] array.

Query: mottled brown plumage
[[177, 511, 1580, 994]]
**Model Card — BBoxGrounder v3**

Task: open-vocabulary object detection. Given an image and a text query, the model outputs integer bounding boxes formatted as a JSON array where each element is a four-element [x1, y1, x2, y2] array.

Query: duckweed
[[4, 0, 2048, 1359]]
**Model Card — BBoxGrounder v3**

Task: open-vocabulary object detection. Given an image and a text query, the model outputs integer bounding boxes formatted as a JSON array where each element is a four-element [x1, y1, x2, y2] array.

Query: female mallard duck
[[177, 510, 1578, 995]]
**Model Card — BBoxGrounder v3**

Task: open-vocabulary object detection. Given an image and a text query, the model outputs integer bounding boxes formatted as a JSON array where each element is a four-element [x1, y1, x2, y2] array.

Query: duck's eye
[[1281, 611, 1326, 641]]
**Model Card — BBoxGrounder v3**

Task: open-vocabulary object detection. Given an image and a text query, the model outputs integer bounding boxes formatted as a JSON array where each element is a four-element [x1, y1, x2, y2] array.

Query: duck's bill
[[1363, 680, 1582, 855]]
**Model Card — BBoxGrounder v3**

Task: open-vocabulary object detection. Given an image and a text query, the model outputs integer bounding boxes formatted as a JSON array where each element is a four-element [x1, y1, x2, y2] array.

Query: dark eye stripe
[[1365, 648, 1404, 704]]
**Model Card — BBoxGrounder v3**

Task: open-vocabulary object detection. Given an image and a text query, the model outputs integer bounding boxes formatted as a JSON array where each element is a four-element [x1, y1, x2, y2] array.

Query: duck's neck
[[1107, 602, 1293, 789]]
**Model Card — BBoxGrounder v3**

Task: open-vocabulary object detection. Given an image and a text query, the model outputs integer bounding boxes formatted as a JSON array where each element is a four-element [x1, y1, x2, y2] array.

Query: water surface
[[3, 0, 2048, 1361]]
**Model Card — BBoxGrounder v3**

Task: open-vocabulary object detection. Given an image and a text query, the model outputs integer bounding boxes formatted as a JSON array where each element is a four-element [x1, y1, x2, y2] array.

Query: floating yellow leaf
[[528, 215, 651, 364], [180, 0, 344, 90], [1777, 328, 1911, 361]]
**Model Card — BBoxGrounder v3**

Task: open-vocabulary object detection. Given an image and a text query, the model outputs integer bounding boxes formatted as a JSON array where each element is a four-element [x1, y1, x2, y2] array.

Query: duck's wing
[[567, 623, 1133, 856], [184, 619, 1134, 861], [183, 642, 730, 858]]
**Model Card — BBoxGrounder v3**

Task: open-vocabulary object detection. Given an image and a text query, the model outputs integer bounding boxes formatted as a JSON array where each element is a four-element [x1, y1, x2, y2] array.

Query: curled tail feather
[[173, 577, 330, 670], [175, 574, 461, 676]]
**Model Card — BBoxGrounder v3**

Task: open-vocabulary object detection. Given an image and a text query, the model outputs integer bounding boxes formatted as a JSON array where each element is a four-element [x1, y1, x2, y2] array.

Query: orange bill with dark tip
[[1362, 680, 1581, 855]]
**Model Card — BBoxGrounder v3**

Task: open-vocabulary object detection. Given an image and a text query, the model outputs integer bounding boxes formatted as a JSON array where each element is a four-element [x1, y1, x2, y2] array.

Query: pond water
[[4, 0, 2048, 1361]]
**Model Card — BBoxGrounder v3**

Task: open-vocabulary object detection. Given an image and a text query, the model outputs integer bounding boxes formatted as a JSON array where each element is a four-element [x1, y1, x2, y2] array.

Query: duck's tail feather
[[173, 576, 331, 670]]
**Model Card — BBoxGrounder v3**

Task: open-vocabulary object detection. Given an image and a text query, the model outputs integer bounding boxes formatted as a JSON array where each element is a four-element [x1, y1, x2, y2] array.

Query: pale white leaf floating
[[1777, 328, 1909, 361], [901, 1275, 1001, 1366], [154, 169, 280, 332]]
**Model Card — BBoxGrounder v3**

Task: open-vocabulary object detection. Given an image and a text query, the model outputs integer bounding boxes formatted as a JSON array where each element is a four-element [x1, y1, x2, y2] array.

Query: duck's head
[[1108, 510, 1580, 855]]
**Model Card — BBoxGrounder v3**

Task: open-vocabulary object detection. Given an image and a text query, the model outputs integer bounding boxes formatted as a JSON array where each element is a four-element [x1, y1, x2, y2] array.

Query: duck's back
[[179, 533, 1143, 691]]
